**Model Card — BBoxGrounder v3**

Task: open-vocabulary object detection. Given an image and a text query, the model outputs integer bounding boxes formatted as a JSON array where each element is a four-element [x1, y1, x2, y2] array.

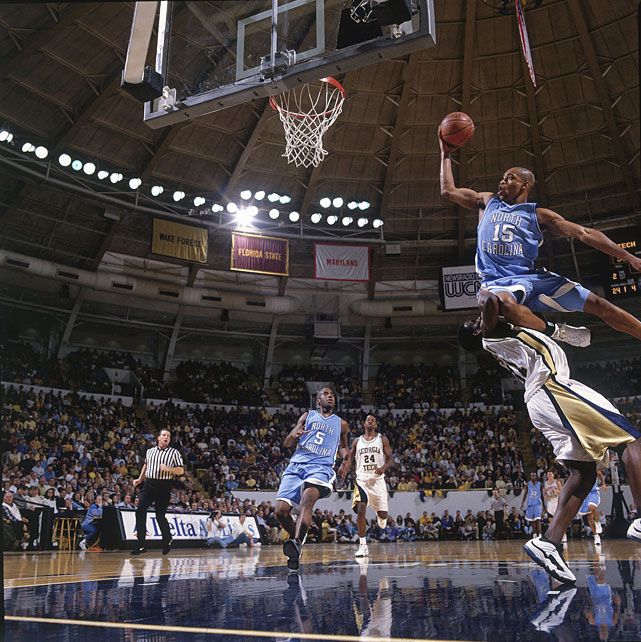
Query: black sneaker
[[130, 546, 147, 556], [162, 539, 173, 555], [283, 538, 302, 571]]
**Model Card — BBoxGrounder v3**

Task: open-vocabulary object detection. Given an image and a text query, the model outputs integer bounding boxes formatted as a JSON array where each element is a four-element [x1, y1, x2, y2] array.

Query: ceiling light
[[341, 216, 353, 226], [173, 190, 185, 201], [110, 172, 123, 183], [327, 215, 337, 225], [357, 217, 368, 227], [269, 208, 280, 219], [227, 202, 238, 213], [236, 208, 254, 228], [373, 218, 384, 228], [279, 195, 291, 204], [193, 196, 206, 207], [248, 205, 259, 216], [240, 189, 252, 200], [97, 170, 109, 180], [289, 211, 300, 222], [129, 178, 142, 189], [211, 203, 223, 213], [151, 185, 164, 196], [21, 142, 34, 153], [347, 201, 358, 210], [71, 160, 82, 171], [83, 162, 96, 175], [333, 197, 344, 208], [267, 193, 280, 202], [58, 154, 71, 167], [319, 197, 331, 208], [0, 130, 10, 142], [359, 201, 370, 210], [254, 190, 265, 200], [35, 146, 48, 159], [311, 213, 322, 224]]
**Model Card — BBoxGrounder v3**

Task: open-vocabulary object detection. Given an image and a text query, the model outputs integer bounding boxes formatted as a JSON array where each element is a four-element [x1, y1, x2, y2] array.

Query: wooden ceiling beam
[[567, 0, 640, 211], [455, 0, 477, 261]]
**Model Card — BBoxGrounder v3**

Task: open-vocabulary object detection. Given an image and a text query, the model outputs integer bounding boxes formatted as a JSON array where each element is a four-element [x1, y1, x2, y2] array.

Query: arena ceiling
[[0, 1, 639, 340]]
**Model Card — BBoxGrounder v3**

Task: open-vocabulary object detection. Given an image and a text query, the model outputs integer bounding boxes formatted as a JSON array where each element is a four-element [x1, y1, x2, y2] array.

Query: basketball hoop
[[270, 76, 346, 168]]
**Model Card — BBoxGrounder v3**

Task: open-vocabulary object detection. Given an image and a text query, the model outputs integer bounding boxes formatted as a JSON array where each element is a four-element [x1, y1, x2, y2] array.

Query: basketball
[[439, 112, 474, 149]]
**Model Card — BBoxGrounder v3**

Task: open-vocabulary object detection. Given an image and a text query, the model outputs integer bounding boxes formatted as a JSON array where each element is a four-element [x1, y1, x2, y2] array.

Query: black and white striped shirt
[[145, 446, 184, 480]]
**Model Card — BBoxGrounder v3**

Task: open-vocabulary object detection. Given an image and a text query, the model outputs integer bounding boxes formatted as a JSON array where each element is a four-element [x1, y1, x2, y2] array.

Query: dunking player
[[578, 470, 606, 546], [350, 414, 393, 558], [439, 136, 641, 343], [275, 387, 350, 570], [458, 289, 641, 584]]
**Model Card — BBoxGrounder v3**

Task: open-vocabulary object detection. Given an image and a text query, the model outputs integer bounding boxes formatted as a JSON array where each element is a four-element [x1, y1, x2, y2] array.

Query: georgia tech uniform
[[483, 326, 640, 465], [352, 433, 388, 514]]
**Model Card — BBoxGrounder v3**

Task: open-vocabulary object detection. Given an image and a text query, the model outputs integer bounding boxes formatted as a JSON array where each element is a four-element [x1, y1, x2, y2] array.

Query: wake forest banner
[[314, 243, 370, 281], [151, 219, 208, 264], [230, 233, 289, 276]]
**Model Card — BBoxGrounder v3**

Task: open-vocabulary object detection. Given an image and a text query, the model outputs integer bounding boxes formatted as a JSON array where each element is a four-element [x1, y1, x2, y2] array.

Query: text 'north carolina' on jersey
[[355, 434, 385, 480], [483, 327, 570, 403], [290, 410, 342, 467], [475, 196, 543, 282]]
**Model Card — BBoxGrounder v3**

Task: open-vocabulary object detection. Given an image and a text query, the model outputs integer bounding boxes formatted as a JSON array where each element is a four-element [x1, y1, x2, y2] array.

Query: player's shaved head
[[513, 167, 535, 188]]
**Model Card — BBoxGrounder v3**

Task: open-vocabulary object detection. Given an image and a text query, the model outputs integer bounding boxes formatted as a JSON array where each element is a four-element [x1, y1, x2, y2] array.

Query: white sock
[[595, 522, 602, 534], [359, 537, 367, 546]]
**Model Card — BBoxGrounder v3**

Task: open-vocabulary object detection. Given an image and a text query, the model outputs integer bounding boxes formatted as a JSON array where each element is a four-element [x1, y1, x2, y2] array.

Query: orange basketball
[[439, 112, 474, 149]]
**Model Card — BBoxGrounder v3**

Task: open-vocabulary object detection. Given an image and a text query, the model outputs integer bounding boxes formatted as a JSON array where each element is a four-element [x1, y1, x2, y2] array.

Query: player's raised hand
[[438, 128, 456, 155]]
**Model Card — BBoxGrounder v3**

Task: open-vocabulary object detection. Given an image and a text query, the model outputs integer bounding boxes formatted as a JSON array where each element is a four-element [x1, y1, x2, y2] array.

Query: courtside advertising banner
[[151, 218, 208, 263], [118, 509, 260, 543], [231, 233, 289, 276], [441, 265, 480, 310], [314, 243, 370, 281]]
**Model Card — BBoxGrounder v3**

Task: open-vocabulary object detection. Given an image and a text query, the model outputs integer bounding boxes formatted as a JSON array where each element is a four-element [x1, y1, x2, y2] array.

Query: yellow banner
[[151, 219, 208, 264]]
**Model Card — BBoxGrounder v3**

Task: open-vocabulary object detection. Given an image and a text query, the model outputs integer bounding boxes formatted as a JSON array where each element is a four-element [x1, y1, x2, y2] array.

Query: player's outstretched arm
[[337, 419, 351, 479], [439, 136, 492, 211], [284, 412, 308, 448], [537, 207, 641, 271]]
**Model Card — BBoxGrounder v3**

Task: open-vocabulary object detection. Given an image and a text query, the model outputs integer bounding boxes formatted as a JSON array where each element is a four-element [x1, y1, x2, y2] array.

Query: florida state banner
[[314, 243, 370, 281], [152, 218, 208, 263], [231, 232, 289, 276]]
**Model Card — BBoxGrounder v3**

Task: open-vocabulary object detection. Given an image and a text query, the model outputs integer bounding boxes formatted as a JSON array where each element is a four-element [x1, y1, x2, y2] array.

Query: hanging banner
[[314, 244, 370, 281], [440, 265, 481, 310], [231, 232, 289, 276], [151, 218, 208, 264], [515, 0, 537, 87]]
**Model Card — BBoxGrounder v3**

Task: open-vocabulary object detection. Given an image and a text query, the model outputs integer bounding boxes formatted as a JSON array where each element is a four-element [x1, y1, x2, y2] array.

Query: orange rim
[[269, 76, 346, 120]]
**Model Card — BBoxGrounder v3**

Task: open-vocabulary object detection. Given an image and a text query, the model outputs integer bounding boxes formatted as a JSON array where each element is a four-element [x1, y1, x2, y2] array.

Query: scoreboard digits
[[604, 238, 641, 300]]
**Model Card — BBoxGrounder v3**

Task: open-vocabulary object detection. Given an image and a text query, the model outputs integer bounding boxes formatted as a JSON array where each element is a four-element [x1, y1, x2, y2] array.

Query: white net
[[270, 77, 345, 168]]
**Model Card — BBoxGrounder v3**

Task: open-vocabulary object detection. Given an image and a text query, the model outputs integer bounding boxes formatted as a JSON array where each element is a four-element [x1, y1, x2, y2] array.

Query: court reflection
[[6, 550, 641, 641]]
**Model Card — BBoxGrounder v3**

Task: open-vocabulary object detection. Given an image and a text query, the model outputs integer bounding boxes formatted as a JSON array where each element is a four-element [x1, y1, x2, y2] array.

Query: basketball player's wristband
[[543, 321, 556, 337]]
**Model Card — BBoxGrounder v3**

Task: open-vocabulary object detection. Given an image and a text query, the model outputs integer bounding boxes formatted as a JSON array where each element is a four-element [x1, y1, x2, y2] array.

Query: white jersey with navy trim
[[355, 433, 385, 481], [145, 446, 184, 480]]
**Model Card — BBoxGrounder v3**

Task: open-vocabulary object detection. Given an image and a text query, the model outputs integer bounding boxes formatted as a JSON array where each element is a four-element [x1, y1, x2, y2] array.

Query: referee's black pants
[[136, 479, 172, 546]]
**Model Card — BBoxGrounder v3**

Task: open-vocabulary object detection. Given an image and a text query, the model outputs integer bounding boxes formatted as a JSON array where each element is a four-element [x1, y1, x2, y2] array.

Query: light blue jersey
[[579, 480, 601, 515], [290, 410, 342, 467], [476, 196, 543, 283], [588, 576, 613, 628], [527, 480, 542, 507]]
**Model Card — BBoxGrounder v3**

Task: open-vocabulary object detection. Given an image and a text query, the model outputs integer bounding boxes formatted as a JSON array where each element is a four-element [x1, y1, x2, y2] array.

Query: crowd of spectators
[[573, 357, 641, 399]]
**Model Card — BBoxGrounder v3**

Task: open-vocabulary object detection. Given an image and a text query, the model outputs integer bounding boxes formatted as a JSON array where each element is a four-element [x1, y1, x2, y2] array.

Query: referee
[[132, 428, 184, 555]]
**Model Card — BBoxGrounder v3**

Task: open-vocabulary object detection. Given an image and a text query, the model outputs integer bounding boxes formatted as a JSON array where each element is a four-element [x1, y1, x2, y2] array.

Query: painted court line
[[5, 615, 471, 642]]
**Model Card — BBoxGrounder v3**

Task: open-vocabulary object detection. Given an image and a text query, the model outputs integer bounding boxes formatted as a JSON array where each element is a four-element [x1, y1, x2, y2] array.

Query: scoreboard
[[602, 233, 641, 300]]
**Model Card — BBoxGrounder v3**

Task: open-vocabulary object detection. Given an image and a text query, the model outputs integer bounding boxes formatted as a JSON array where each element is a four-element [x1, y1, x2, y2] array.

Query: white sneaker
[[355, 544, 369, 558], [551, 323, 591, 348], [377, 517, 387, 529], [627, 518, 641, 543], [524, 537, 576, 584], [78, 539, 87, 551], [594, 533, 601, 546], [530, 586, 577, 632]]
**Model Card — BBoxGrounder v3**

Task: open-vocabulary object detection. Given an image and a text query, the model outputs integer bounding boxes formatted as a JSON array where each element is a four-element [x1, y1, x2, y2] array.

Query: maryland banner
[[151, 219, 208, 264], [314, 243, 370, 281], [231, 233, 289, 276]]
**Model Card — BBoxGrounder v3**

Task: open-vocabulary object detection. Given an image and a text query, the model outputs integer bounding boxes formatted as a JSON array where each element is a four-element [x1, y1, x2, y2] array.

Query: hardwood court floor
[[5, 540, 641, 641]]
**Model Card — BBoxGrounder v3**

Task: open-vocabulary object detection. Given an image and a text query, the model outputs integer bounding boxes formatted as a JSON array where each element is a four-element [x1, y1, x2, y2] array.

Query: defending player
[[275, 387, 350, 570], [543, 470, 566, 544], [578, 471, 605, 546], [439, 136, 641, 343], [350, 414, 394, 558], [458, 289, 641, 584], [521, 472, 544, 537]]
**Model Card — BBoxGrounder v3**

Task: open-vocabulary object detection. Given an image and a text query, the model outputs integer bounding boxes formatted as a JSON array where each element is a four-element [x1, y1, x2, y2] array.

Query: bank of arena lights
[[254, 190, 265, 200], [151, 185, 164, 197], [311, 213, 322, 224], [129, 178, 142, 190], [240, 189, 252, 200], [110, 172, 123, 184], [357, 217, 368, 227], [35, 146, 48, 159], [269, 208, 280, 219], [0, 129, 14, 143], [327, 215, 338, 225], [58, 153, 71, 167], [71, 159, 83, 171], [373, 218, 384, 228], [172, 190, 185, 201], [211, 203, 224, 213], [97, 170, 109, 180], [193, 196, 206, 207], [83, 162, 96, 175], [289, 211, 300, 222]]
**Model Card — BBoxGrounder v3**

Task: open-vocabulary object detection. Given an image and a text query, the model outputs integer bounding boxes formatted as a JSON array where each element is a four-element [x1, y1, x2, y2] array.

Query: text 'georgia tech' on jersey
[[355, 433, 385, 480], [475, 196, 543, 283], [290, 409, 342, 467]]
